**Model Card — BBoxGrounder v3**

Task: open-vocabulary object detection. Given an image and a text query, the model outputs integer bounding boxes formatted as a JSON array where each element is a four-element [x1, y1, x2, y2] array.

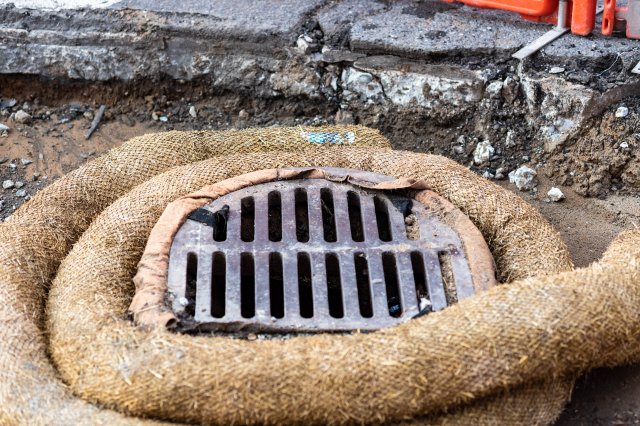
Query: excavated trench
[[0, 55, 639, 426]]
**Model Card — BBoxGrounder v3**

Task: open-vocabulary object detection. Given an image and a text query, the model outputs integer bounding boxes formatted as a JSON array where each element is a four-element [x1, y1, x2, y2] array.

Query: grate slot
[[297, 252, 314, 318], [382, 252, 402, 317], [293, 188, 310, 243], [240, 197, 255, 242], [268, 253, 285, 319], [353, 253, 373, 318], [325, 253, 344, 319], [185, 253, 198, 317], [374, 196, 392, 242], [240, 253, 256, 318], [210, 252, 226, 318], [320, 188, 337, 243], [410, 251, 429, 308], [347, 191, 365, 242], [267, 191, 282, 242]]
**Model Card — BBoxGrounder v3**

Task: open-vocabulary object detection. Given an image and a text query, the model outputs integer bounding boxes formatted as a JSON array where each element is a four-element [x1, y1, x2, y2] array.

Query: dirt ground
[[1, 98, 639, 424]]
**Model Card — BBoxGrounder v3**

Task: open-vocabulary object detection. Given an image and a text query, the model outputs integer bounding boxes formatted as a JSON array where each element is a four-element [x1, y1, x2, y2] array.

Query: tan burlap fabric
[[1, 126, 638, 425]]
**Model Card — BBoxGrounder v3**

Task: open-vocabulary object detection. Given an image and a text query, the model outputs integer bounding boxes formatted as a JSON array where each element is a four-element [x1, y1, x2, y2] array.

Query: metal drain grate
[[167, 173, 484, 332]]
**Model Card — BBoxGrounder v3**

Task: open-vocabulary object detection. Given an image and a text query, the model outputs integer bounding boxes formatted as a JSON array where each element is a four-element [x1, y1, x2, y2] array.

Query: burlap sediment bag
[[1, 126, 638, 425]]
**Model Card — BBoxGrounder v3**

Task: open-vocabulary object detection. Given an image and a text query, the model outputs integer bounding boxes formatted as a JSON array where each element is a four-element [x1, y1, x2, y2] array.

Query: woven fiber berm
[[1, 126, 637, 425]]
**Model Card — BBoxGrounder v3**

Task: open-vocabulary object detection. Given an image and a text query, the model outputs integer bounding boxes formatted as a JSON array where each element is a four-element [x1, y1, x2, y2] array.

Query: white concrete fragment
[[473, 140, 494, 165], [2, 180, 14, 190], [615, 106, 629, 118], [547, 187, 565, 202], [549, 66, 565, 74], [189, 106, 197, 118], [485, 80, 503, 97], [509, 166, 537, 191], [14, 110, 31, 124]]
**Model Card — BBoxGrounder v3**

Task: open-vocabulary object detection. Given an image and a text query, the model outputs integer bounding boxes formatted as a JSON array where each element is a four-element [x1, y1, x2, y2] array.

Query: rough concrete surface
[[0, 0, 639, 424]]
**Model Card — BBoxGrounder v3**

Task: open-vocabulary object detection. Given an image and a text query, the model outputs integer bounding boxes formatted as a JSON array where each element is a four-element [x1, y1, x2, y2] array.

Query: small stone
[[0, 200, 4, 211], [247, 333, 257, 341], [2, 180, 14, 189], [549, 66, 565, 74], [335, 109, 354, 125], [485, 81, 503, 97], [238, 109, 250, 120], [14, 181, 24, 189], [8, 163, 16, 170], [295, 34, 314, 54], [620, 142, 629, 149], [151, 111, 159, 121], [473, 140, 495, 165], [189, 106, 197, 118], [14, 110, 31, 124], [615, 106, 629, 118], [453, 145, 465, 155], [482, 170, 494, 179], [32, 173, 40, 181], [509, 166, 538, 191], [20, 158, 32, 166], [547, 187, 565, 202], [15, 189, 27, 198], [159, 115, 169, 123], [83, 110, 94, 120], [505, 130, 517, 148], [0, 123, 9, 132], [494, 167, 507, 180]]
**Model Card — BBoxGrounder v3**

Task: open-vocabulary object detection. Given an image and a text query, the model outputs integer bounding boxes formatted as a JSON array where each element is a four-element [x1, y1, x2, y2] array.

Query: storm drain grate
[[167, 173, 485, 332]]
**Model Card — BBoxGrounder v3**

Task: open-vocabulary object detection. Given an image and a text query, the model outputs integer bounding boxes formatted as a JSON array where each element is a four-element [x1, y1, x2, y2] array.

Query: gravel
[[15, 189, 27, 198]]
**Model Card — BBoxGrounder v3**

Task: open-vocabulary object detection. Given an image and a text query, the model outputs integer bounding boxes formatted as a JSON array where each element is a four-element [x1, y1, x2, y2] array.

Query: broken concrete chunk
[[189, 106, 197, 118], [485, 81, 503, 97], [549, 67, 565, 74], [509, 166, 538, 191], [547, 187, 565, 202], [14, 181, 24, 189], [473, 140, 494, 165], [15, 189, 27, 198], [14, 110, 31, 124], [2, 180, 14, 190]]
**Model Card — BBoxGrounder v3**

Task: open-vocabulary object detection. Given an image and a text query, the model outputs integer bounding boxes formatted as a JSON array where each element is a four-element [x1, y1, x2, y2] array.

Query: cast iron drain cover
[[167, 169, 495, 332]]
